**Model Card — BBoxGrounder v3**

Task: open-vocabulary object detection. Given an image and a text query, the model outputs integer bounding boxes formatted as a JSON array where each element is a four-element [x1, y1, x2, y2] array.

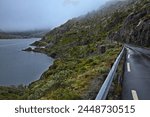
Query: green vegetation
[[24, 45, 122, 100], [0, 85, 26, 99], [31, 41, 48, 47]]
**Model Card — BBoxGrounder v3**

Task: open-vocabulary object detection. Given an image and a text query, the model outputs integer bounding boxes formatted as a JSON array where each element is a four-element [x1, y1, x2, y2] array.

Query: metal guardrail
[[95, 47, 125, 100]]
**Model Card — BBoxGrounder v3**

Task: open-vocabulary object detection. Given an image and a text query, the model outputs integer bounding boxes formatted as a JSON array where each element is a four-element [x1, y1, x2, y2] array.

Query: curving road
[[122, 45, 150, 100]]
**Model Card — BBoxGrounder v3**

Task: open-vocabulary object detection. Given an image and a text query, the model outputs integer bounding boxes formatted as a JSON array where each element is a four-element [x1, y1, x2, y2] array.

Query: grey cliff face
[[107, 0, 150, 47]]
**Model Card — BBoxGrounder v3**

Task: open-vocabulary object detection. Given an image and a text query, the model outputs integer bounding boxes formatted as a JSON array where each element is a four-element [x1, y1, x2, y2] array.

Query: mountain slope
[[27, 0, 149, 100], [0, 32, 22, 39]]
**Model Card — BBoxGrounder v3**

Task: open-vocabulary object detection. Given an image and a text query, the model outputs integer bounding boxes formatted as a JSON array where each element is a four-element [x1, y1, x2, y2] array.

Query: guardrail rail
[[95, 47, 125, 100]]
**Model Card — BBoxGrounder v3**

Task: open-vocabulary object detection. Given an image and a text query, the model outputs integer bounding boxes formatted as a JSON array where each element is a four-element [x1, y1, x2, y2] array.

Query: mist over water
[[0, 0, 111, 32]]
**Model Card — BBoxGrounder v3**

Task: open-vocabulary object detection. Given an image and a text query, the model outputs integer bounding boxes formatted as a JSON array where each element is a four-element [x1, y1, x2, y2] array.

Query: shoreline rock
[[22, 47, 33, 51]]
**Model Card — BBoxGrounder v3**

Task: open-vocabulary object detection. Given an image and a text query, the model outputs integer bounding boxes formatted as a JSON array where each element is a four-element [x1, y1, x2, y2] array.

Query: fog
[[0, 0, 111, 32]]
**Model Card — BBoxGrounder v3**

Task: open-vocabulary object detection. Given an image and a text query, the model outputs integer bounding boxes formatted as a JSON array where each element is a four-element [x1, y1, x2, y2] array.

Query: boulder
[[97, 45, 106, 54]]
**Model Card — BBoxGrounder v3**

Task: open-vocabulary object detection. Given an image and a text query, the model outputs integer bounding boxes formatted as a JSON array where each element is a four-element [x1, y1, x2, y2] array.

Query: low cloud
[[63, 0, 80, 6], [0, 0, 110, 31]]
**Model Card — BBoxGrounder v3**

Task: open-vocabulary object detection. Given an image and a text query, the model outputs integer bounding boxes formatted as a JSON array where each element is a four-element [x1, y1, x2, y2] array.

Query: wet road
[[122, 45, 150, 100]]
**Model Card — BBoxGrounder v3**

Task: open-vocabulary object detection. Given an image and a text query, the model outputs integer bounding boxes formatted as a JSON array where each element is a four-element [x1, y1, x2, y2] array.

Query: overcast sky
[[0, 0, 111, 32]]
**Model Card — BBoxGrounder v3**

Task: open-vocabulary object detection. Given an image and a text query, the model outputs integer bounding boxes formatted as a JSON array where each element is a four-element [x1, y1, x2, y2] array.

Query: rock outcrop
[[107, 0, 150, 46]]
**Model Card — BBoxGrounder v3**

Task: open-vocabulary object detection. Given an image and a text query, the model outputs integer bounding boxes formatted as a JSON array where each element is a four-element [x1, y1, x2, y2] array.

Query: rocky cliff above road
[[107, 0, 150, 46]]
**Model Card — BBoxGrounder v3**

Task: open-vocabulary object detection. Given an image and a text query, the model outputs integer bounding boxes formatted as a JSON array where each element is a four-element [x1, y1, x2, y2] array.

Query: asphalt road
[[122, 45, 150, 100]]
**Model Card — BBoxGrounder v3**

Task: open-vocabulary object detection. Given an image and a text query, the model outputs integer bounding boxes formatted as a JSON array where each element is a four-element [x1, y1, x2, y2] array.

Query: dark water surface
[[0, 38, 53, 86]]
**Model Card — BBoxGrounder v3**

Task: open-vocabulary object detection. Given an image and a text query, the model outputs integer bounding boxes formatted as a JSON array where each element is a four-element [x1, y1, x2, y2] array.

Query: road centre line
[[128, 54, 130, 59], [127, 62, 131, 72], [131, 90, 139, 100]]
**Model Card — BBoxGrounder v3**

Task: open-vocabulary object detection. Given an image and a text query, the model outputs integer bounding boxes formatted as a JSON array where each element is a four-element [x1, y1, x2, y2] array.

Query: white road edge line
[[127, 62, 131, 72], [128, 54, 130, 59], [131, 90, 139, 100]]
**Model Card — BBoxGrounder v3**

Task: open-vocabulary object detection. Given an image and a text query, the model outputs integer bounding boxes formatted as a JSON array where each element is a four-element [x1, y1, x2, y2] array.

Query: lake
[[0, 38, 53, 86]]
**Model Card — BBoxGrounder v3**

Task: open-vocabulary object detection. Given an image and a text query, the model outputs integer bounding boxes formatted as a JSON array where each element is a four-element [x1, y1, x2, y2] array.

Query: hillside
[[0, 29, 50, 39], [0, 32, 22, 39], [0, 0, 149, 100]]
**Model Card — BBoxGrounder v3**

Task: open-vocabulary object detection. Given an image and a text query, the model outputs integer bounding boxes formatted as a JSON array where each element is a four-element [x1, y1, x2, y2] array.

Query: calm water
[[0, 38, 53, 86]]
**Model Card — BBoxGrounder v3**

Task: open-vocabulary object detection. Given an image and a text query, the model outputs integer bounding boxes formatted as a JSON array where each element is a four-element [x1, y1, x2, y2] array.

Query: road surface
[[122, 45, 150, 100]]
